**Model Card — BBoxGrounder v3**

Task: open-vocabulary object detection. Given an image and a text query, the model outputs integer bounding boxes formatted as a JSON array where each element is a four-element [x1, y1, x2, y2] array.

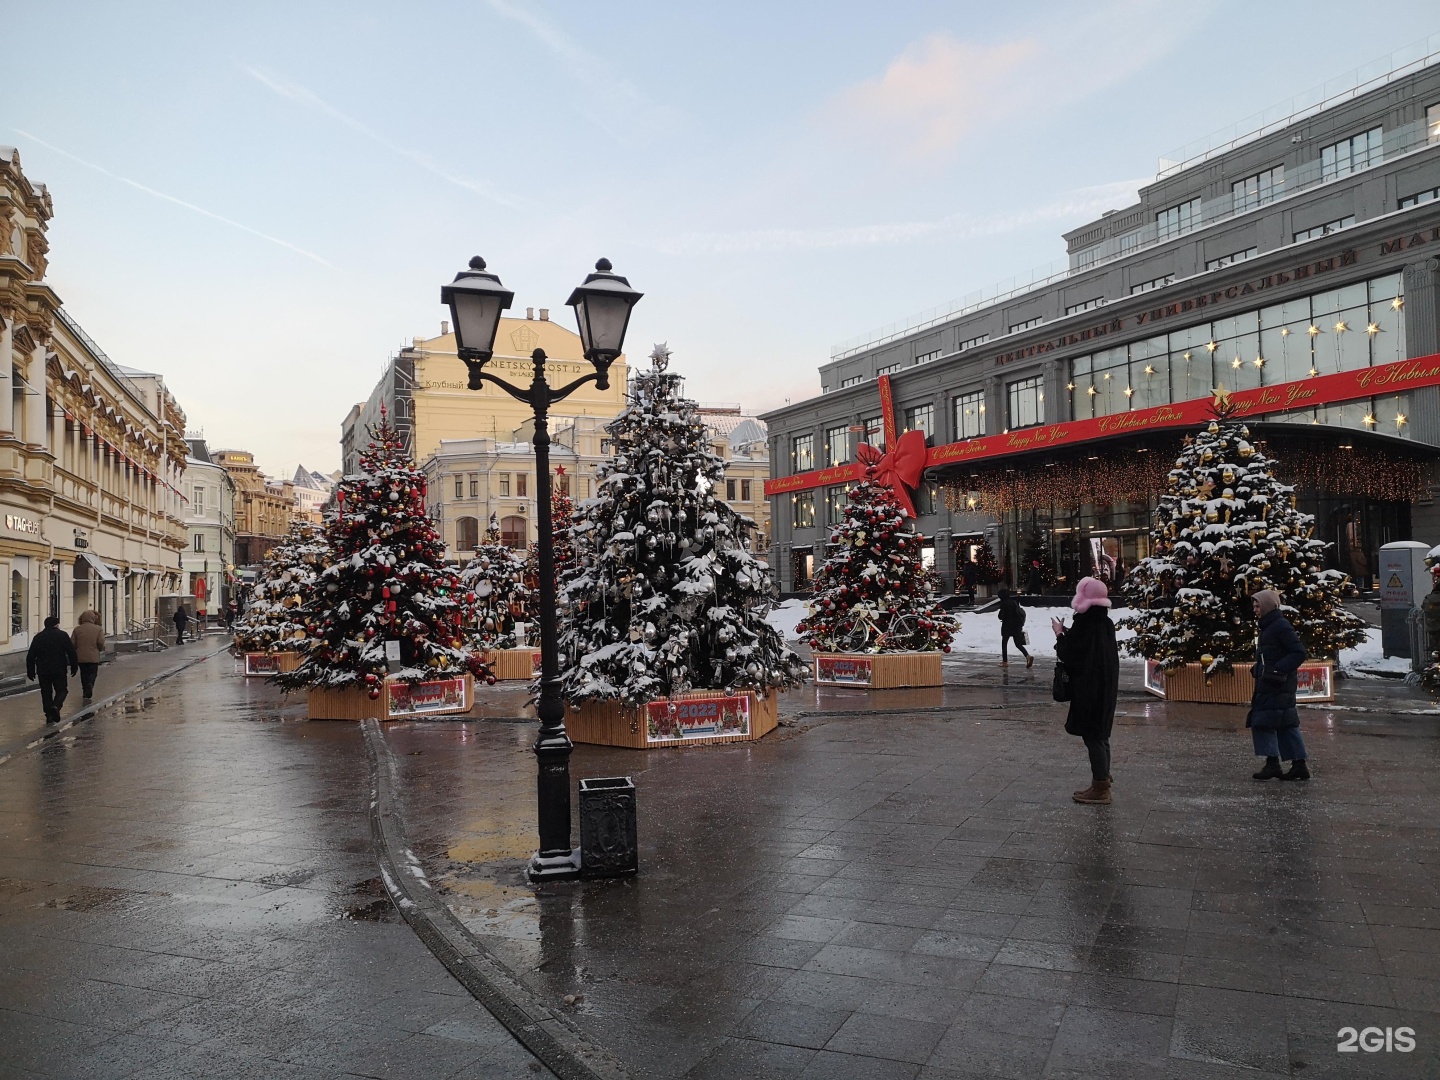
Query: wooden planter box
[[242, 651, 301, 677], [485, 648, 542, 681], [814, 651, 943, 689], [566, 689, 778, 749], [307, 674, 474, 720], [1142, 660, 1334, 704]]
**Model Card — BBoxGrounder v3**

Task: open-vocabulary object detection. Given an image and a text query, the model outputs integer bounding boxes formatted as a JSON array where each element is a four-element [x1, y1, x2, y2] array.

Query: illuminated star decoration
[[1212, 386, 1233, 410], [1253, 356, 1265, 368], [1334, 320, 1348, 334], [1366, 322, 1380, 335], [1206, 341, 1219, 352], [1392, 296, 1404, 310], [1123, 386, 1134, 398], [1231, 356, 1243, 369], [1217, 554, 1233, 575], [1143, 364, 1156, 375], [1308, 325, 1321, 337]]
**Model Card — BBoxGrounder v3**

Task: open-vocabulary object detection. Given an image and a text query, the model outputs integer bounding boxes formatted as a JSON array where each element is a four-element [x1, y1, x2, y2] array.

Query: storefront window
[[11, 569, 25, 636]]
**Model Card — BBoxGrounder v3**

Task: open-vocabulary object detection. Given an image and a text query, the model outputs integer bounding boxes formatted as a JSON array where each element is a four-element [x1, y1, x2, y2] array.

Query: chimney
[[539, 308, 549, 321], [440, 320, 450, 336], [526, 307, 535, 320]]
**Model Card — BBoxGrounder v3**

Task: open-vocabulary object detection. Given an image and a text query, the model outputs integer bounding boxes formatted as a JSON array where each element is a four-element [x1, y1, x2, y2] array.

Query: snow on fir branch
[[233, 521, 330, 654]]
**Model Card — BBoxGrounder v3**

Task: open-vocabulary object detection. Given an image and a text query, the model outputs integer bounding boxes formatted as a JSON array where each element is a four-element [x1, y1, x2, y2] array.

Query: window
[[454, 476, 464, 498], [499, 474, 510, 497], [1007, 375, 1044, 430], [192, 486, 204, 514], [740, 479, 752, 501], [11, 568, 25, 636], [726, 479, 736, 500], [1117, 230, 1142, 254], [793, 492, 815, 529], [1009, 316, 1044, 334], [825, 424, 851, 467], [903, 403, 934, 438], [516, 473, 528, 498], [455, 516, 479, 551], [824, 486, 848, 523], [556, 472, 570, 495], [915, 349, 942, 365], [863, 416, 885, 450], [1429, 102, 1440, 144], [579, 477, 591, 499], [1065, 297, 1105, 316], [958, 333, 989, 352], [469, 474, 478, 497], [193, 533, 204, 553], [791, 433, 815, 472], [1232, 165, 1284, 212], [1156, 198, 1201, 240], [1130, 274, 1175, 295], [1073, 245, 1099, 270], [1321, 126, 1382, 180], [876, 363, 901, 376], [1206, 248, 1257, 271], [1294, 216, 1354, 243], [954, 390, 985, 439], [500, 515, 526, 549], [840, 374, 865, 388], [1400, 187, 1439, 209]]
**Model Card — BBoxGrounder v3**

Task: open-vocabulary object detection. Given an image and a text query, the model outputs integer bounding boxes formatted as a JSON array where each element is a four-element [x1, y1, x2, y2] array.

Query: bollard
[[578, 776, 638, 878]]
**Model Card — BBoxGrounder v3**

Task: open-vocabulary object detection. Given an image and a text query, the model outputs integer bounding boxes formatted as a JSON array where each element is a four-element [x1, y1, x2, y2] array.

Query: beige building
[[699, 408, 772, 554], [213, 449, 293, 565], [0, 147, 188, 672]]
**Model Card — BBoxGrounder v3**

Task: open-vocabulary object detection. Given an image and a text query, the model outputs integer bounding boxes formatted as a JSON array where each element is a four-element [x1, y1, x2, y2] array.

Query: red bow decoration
[[856, 429, 927, 517]]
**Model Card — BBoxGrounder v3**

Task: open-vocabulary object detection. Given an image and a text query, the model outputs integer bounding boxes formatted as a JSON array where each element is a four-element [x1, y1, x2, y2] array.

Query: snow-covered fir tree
[[233, 521, 330, 653], [1121, 391, 1368, 674], [796, 466, 959, 654], [279, 414, 489, 697], [558, 344, 807, 705], [460, 515, 532, 651]]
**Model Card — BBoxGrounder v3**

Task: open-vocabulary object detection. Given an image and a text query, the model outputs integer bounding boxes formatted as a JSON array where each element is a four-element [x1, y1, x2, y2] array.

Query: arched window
[[455, 516, 480, 551], [500, 515, 527, 549]]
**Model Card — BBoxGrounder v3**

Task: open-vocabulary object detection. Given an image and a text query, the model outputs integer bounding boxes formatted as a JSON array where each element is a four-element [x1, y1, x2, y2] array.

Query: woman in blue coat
[[1247, 589, 1310, 781]]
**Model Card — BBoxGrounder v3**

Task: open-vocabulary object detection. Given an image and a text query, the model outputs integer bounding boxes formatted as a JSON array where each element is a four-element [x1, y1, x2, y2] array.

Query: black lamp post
[[442, 255, 642, 881]]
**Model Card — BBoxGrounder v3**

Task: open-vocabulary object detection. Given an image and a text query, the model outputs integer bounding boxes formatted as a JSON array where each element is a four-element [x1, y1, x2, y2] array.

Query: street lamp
[[442, 255, 642, 881]]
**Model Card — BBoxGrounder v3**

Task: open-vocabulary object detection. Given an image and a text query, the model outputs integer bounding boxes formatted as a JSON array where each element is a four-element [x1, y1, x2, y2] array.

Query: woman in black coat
[[1053, 577, 1120, 804], [1247, 589, 1310, 781], [997, 588, 1031, 667]]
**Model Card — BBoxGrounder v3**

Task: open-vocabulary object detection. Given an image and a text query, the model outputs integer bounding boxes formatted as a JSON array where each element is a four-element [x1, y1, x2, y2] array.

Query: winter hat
[[1071, 576, 1111, 614], [1252, 588, 1281, 616]]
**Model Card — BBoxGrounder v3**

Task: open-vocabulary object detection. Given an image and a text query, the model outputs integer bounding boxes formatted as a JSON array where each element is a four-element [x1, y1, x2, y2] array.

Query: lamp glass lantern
[[441, 257, 515, 373], [566, 258, 643, 386]]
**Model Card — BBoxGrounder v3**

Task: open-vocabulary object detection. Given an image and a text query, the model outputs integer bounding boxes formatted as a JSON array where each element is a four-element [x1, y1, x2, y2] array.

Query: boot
[[1026, 655, 1034, 668], [1252, 757, 1282, 780], [1280, 760, 1310, 782], [1072, 779, 1111, 805]]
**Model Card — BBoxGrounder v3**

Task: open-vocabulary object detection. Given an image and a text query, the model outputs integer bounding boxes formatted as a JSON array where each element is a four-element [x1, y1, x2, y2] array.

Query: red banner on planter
[[645, 696, 751, 743], [387, 677, 470, 716], [815, 655, 874, 685], [243, 652, 280, 677]]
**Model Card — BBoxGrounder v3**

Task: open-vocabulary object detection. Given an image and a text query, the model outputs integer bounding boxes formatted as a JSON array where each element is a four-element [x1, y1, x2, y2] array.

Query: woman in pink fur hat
[[1052, 576, 1120, 804]]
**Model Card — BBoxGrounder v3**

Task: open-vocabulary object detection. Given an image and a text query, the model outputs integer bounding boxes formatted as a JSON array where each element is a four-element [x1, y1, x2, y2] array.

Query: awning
[[78, 551, 118, 583]]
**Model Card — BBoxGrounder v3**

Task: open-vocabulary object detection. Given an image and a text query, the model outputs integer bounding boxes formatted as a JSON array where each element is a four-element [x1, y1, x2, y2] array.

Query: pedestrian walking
[[225, 598, 239, 629], [71, 609, 106, 701], [173, 605, 190, 646], [1247, 588, 1310, 781], [1052, 577, 1119, 804], [961, 561, 977, 606], [1026, 561, 1044, 596], [997, 587, 1032, 667], [27, 616, 78, 724]]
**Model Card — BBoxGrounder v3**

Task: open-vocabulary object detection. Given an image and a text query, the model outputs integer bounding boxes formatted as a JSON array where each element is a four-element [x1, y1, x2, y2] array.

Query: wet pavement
[[0, 654, 552, 1078]]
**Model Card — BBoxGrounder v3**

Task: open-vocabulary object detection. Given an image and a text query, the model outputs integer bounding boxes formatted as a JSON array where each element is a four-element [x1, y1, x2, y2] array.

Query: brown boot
[[1072, 779, 1112, 805]]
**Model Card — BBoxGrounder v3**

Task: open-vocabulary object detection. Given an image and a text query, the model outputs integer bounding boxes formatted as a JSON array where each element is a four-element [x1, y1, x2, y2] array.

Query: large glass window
[[958, 334, 989, 352], [863, 416, 885, 451], [1007, 376, 1044, 430], [1399, 187, 1439, 210], [1429, 102, 1440, 144], [1321, 126, 1383, 180], [793, 492, 815, 529], [876, 364, 901, 376], [1009, 316, 1044, 334], [1232, 165, 1284, 212], [825, 424, 851, 466], [903, 403, 934, 438], [954, 390, 986, 439], [824, 486, 848, 523], [915, 349, 942, 365], [1294, 216, 1354, 243], [516, 473, 528, 498], [1156, 198, 1201, 240], [840, 375, 865, 388], [456, 516, 479, 551], [1206, 248, 1257, 271], [791, 433, 815, 472]]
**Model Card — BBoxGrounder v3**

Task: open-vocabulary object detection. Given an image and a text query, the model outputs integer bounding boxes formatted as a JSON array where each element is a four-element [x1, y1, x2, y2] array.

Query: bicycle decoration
[[798, 458, 957, 688], [558, 344, 806, 747]]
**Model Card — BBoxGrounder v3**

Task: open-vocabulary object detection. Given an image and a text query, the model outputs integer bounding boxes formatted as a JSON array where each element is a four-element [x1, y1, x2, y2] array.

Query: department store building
[[763, 54, 1440, 593]]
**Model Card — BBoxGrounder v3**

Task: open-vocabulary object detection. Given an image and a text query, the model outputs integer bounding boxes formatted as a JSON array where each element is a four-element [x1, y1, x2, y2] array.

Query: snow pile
[[1337, 626, 1410, 677]]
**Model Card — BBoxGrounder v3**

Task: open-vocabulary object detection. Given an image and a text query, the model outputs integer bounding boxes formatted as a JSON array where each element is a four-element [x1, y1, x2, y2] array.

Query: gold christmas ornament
[[1221, 468, 1235, 484], [1208, 421, 1220, 434], [1200, 654, 1215, 665]]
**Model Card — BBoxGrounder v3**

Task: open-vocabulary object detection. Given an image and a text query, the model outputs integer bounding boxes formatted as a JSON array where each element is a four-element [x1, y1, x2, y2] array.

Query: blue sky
[[7, 1, 1439, 476]]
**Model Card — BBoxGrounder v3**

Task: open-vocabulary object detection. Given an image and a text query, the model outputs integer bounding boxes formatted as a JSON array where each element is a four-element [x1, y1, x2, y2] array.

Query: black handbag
[[1052, 659, 1072, 702]]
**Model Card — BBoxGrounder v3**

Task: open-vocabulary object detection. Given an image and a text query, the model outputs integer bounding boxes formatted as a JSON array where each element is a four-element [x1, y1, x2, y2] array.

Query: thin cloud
[[650, 178, 1148, 256], [243, 67, 525, 209], [9, 128, 333, 268]]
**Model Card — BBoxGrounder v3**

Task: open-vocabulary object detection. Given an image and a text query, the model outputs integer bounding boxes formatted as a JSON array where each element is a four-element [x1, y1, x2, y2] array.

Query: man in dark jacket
[[27, 616, 79, 724], [997, 588, 1032, 667], [1247, 589, 1309, 781], [173, 606, 190, 646], [1054, 577, 1120, 804]]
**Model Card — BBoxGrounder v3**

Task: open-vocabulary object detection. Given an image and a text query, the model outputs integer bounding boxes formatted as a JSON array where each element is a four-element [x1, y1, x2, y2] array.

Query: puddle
[[340, 877, 399, 922]]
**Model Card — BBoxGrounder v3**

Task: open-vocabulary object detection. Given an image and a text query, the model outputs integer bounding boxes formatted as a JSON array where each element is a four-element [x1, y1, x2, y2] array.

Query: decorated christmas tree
[[279, 414, 489, 697], [460, 515, 532, 651], [558, 344, 807, 705], [1121, 390, 1368, 674], [973, 538, 1002, 586], [233, 521, 330, 653], [796, 459, 959, 654], [528, 468, 576, 594], [1021, 529, 1055, 589]]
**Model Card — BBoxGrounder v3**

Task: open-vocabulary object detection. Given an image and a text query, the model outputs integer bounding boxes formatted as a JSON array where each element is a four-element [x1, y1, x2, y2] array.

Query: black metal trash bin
[[579, 776, 638, 878]]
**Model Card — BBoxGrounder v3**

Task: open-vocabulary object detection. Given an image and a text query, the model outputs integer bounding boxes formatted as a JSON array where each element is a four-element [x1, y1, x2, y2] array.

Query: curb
[[0, 643, 231, 767], [361, 719, 631, 1080]]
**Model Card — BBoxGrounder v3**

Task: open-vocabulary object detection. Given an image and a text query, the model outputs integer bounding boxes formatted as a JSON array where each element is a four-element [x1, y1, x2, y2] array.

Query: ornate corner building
[[0, 147, 188, 671], [763, 54, 1440, 594]]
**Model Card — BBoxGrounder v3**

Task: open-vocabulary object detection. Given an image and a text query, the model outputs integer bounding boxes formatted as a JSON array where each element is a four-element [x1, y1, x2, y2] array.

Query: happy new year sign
[[765, 351, 1440, 496]]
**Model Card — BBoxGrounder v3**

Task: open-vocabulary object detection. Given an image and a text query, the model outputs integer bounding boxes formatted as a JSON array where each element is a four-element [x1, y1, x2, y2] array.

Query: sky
[[6, 1, 1439, 478]]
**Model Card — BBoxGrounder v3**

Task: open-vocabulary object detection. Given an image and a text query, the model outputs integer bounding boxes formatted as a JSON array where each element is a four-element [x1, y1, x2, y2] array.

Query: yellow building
[[212, 449, 293, 565], [1, 147, 188, 669], [699, 408, 772, 555]]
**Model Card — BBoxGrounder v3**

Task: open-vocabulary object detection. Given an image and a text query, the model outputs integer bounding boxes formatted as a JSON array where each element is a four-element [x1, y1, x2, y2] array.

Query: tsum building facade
[[764, 57, 1440, 594]]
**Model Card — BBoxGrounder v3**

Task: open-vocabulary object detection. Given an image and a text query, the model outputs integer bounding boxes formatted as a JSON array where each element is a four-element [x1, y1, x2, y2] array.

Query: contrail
[[244, 66, 525, 209], [9, 128, 334, 268]]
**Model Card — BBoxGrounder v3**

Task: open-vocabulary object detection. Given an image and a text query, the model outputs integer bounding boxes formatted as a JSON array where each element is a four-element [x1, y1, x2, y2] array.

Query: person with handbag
[[1247, 588, 1310, 781], [1052, 577, 1119, 804], [997, 587, 1032, 667]]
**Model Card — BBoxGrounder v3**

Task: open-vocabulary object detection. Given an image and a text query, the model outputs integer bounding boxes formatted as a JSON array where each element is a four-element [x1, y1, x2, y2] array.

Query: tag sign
[[385, 639, 402, 672]]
